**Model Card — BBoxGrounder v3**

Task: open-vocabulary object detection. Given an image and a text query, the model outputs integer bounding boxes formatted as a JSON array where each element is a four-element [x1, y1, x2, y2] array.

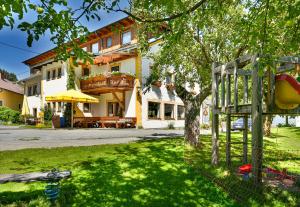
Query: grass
[[0, 139, 237, 207], [0, 127, 299, 207]]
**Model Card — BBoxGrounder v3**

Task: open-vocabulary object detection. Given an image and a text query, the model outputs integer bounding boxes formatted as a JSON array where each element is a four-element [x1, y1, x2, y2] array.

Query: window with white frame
[[148, 102, 160, 119], [57, 67, 62, 78], [107, 37, 112, 48], [164, 104, 174, 120], [83, 103, 91, 113], [27, 86, 32, 96], [92, 42, 99, 54], [122, 31, 131, 45], [32, 84, 38, 95], [177, 105, 185, 120], [52, 69, 56, 80], [47, 71, 51, 81], [111, 65, 120, 72]]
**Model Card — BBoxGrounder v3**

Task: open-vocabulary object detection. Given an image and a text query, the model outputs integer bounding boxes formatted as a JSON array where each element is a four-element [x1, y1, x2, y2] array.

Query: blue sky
[[0, 1, 127, 80]]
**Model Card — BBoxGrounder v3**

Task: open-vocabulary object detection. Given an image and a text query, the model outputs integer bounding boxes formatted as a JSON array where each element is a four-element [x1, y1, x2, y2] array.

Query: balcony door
[[107, 102, 123, 117]]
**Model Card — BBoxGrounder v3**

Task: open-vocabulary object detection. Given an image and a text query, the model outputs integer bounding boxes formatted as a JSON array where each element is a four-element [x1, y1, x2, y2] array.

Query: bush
[[0, 106, 20, 123], [43, 105, 53, 121]]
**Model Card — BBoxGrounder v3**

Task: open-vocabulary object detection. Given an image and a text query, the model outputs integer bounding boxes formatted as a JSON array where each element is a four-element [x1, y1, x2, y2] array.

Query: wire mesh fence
[[184, 133, 300, 207]]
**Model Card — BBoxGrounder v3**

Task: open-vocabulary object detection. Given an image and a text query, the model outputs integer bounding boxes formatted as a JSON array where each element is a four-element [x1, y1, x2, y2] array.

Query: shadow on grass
[[62, 139, 237, 206], [0, 133, 299, 207]]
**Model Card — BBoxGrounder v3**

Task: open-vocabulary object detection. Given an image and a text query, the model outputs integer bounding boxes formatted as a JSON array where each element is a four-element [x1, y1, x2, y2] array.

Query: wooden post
[[221, 70, 225, 110], [251, 55, 263, 185], [211, 62, 219, 166], [243, 76, 249, 104], [226, 114, 231, 166], [226, 73, 231, 107], [233, 60, 238, 112], [243, 115, 248, 164]]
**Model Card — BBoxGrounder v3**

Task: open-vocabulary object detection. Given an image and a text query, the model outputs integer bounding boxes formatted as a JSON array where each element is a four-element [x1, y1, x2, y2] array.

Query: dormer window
[[92, 42, 99, 54], [107, 37, 112, 48], [122, 31, 131, 45]]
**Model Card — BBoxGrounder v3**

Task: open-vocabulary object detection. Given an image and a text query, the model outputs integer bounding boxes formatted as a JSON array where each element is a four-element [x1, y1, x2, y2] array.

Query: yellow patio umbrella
[[45, 89, 99, 128], [21, 95, 30, 123]]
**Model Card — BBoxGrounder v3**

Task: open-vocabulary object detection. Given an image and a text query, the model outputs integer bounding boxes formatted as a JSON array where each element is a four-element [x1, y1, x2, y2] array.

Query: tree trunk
[[263, 114, 272, 137], [184, 98, 201, 147], [285, 116, 289, 126]]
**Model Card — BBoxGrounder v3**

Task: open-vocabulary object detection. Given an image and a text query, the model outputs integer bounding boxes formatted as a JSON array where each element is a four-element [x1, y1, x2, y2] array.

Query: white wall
[[25, 75, 42, 116], [141, 43, 185, 128]]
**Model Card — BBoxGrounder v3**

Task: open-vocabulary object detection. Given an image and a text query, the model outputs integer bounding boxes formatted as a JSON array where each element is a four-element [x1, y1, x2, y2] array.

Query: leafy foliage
[[0, 69, 18, 81], [0, 106, 20, 123], [42, 105, 53, 122]]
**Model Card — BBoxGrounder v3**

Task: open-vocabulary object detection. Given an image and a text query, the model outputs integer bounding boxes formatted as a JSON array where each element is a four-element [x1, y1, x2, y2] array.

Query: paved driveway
[[0, 128, 184, 151]]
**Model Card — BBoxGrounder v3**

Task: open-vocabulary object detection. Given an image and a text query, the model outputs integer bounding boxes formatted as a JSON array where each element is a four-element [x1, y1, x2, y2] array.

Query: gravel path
[[0, 128, 185, 151]]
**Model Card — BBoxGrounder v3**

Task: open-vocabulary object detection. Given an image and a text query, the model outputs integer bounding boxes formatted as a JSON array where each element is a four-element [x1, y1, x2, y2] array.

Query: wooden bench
[[73, 117, 137, 128]]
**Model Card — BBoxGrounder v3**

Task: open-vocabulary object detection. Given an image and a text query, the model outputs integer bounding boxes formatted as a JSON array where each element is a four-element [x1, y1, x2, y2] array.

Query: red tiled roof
[[0, 79, 24, 95]]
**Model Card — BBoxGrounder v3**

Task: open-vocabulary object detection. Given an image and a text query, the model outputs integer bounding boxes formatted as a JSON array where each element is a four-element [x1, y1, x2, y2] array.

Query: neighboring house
[[0, 73, 23, 111], [21, 17, 207, 128]]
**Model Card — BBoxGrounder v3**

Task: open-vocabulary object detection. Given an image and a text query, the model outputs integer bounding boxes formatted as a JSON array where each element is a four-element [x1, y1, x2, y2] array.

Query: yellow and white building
[[22, 17, 209, 128]]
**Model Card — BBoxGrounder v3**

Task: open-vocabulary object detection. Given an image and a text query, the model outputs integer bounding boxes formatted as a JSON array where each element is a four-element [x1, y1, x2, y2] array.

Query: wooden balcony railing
[[80, 74, 135, 94]]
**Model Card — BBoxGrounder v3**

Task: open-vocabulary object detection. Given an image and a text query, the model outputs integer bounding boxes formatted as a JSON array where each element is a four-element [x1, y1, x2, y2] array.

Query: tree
[[1, 0, 299, 146], [0, 69, 18, 81]]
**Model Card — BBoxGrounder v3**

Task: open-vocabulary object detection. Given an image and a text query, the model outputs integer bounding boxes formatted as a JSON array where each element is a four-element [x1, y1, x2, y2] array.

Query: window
[[92, 42, 99, 54], [148, 102, 160, 119], [107, 102, 121, 116], [47, 103, 51, 109], [111, 65, 119, 72], [107, 37, 112, 48], [19, 104, 21, 110], [57, 102, 62, 112], [83, 103, 91, 112], [52, 70, 56, 80], [166, 74, 172, 84], [101, 38, 105, 48], [33, 108, 37, 118], [122, 31, 131, 45], [52, 102, 56, 112], [83, 68, 90, 76], [177, 105, 185, 120], [32, 84, 38, 95], [47, 71, 51, 81], [164, 104, 174, 120], [57, 68, 62, 78], [27, 86, 32, 96], [0, 100, 3, 106]]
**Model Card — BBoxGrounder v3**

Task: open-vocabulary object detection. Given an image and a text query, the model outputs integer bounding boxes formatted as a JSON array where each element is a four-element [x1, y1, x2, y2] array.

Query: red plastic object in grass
[[239, 164, 252, 174]]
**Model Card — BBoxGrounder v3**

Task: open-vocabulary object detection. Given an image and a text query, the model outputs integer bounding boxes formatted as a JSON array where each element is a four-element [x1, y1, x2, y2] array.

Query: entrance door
[[33, 108, 37, 118], [107, 102, 122, 117]]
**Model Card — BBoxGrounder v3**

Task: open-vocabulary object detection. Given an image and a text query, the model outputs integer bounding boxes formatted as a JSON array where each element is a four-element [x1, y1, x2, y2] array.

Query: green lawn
[[0, 127, 299, 207]]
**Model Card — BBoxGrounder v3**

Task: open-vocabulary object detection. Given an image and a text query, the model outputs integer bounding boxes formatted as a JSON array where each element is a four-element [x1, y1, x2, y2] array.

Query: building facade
[[0, 74, 23, 111], [22, 17, 209, 128]]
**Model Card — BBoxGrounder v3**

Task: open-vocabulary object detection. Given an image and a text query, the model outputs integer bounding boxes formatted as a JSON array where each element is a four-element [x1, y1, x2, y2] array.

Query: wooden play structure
[[211, 54, 300, 185]]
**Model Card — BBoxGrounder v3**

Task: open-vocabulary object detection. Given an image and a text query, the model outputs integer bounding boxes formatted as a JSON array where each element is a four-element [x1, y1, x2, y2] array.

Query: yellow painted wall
[[0, 89, 23, 111], [135, 53, 142, 128]]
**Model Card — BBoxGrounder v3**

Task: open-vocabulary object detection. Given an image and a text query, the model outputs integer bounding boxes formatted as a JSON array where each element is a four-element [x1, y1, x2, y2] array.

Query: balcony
[[80, 73, 135, 94]]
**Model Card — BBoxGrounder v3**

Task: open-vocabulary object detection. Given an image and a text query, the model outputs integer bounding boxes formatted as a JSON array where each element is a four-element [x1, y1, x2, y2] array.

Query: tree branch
[[111, 0, 208, 23]]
